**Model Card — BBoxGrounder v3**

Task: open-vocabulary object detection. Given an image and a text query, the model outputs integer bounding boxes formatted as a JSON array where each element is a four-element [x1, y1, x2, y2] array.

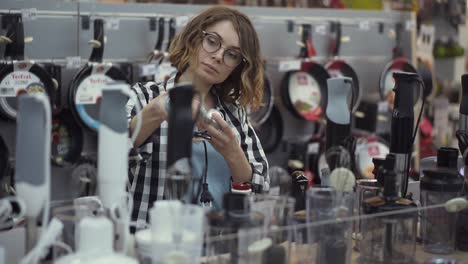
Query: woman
[[126, 6, 269, 228]]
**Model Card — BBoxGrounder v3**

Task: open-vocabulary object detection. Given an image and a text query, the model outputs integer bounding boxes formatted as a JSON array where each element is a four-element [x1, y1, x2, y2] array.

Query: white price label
[[405, 20, 415, 31], [105, 18, 120, 30], [359, 21, 370, 31], [307, 142, 319, 154], [315, 25, 327, 35], [377, 101, 389, 112], [66, 56, 82, 69], [139, 64, 157, 77], [75, 74, 113, 104], [0, 71, 42, 97], [278, 60, 301, 72], [175, 16, 189, 27], [328, 69, 343, 78], [21, 8, 37, 21]]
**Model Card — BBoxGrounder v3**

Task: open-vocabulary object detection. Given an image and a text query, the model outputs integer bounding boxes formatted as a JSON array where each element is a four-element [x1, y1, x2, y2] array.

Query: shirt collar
[[164, 71, 178, 91]]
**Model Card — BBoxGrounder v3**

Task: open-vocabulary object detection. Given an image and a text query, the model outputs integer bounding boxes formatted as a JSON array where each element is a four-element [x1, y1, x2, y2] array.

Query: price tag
[[315, 25, 327, 35], [175, 16, 189, 27], [278, 60, 301, 72], [66, 56, 82, 69], [155, 62, 177, 84], [359, 21, 370, 31], [21, 8, 37, 21], [105, 18, 120, 30], [307, 142, 319, 154], [405, 20, 415, 31], [377, 101, 389, 112], [138, 64, 157, 77]]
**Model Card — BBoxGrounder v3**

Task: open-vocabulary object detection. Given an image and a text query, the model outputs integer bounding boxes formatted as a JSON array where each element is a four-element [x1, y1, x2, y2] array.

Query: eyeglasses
[[201, 31, 245, 67]]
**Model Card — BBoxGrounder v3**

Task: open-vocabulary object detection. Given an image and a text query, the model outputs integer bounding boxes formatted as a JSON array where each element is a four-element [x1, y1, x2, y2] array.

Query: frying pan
[[417, 58, 434, 100], [0, 14, 56, 120], [353, 100, 378, 133], [154, 18, 177, 84], [70, 156, 97, 197], [325, 22, 360, 113], [68, 18, 129, 132], [42, 63, 62, 113], [281, 24, 330, 121], [379, 57, 419, 105], [379, 23, 420, 106], [248, 74, 274, 127], [139, 17, 165, 83], [354, 137, 390, 179], [51, 109, 84, 167], [255, 105, 283, 153], [0, 134, 9, 183], [281, 64, 329, 121], [146, 17, 166, 64]]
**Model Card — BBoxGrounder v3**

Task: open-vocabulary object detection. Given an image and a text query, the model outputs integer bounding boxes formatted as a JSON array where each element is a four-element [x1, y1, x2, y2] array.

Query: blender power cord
[[199, 140, 213, 207], [20, 218, 67, 264], [402, 79, 426, 197], [0, 196, 25, 230]]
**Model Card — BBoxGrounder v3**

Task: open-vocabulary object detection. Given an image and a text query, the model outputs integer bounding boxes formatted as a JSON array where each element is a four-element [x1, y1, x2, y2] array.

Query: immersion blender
[[389, 72, 420, 197], [459, 74, 468, 134], [457, 74, 468, 178], [15, 93, 51, 251], [166, 83, 196, 201], [98, 83, 132, 251], [456, 74, 468, 251], [325, 77, 355, 191], [326, 77, 352, 152]]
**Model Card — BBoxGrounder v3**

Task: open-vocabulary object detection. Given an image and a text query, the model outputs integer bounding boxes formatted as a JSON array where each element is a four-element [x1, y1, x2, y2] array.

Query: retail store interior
[[1, 0, 468, 263]]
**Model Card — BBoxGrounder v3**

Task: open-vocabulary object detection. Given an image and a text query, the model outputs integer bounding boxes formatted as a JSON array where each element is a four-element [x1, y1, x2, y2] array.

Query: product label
[[105, 18, 120, 31], [21, 8, 37, 21], [175, 16, 190, 27], [327, 69, 344, 78], [405, 20, 415, 31], [66, 56, 82, 69], [74, 74, 113, 104], [383, 69, 397, 96], [359, 21, 370, 31], [139, 63, 157, 77], [278, 60, 301, 72], [289, 72, 321, 120], [0, 71, 43, 97], [154, 62, 177, 84], [307, 142, 320, 154], [314, 24, 327, 35]]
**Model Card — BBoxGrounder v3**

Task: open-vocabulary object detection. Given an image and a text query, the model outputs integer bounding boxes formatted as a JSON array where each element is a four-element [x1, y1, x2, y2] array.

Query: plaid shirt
[[126, 73, 269, 229]]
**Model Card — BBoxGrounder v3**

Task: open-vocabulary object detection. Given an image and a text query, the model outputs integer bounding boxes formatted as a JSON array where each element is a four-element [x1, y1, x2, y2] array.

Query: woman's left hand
[[197, 114, 241, 160]]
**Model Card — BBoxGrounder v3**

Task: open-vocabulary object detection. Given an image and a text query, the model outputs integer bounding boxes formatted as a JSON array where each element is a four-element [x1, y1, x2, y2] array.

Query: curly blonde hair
[[168, 6, 264, 110]]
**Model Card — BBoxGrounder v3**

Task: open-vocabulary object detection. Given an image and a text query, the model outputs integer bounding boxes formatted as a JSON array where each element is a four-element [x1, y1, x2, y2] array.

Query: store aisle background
[[0, 0, 414, 200]]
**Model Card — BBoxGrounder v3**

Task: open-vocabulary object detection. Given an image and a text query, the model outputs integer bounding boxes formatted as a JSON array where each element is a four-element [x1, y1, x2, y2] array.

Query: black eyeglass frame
[[201, 30, 247, 67]]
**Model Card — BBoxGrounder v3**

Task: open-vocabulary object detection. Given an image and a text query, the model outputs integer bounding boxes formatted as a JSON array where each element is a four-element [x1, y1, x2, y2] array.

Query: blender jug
[[421, 147, 464, 254]]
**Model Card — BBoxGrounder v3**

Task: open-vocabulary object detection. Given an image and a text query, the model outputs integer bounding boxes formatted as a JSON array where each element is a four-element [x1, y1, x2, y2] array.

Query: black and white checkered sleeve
[[126, 82, 157, 160], [241, 107, 269, 192], [225, 104, 270, 193]]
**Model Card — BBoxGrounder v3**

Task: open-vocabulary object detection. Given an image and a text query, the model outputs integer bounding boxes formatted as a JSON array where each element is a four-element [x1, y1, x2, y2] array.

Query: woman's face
[[192, 20, 242, 85]]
